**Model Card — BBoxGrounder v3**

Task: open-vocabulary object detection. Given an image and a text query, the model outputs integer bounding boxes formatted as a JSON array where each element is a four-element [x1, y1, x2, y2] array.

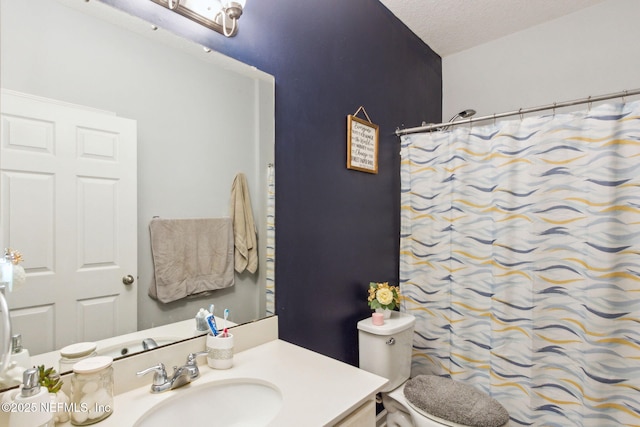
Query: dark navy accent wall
[[104, 0, 441, 366]]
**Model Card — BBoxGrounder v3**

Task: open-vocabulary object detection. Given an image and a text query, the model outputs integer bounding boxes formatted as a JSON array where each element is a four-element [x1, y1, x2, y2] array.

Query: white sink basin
[[133, 378, 283, 426]]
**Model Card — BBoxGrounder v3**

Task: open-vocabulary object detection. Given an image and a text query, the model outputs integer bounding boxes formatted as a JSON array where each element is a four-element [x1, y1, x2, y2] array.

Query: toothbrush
[[223, 308, 229, 337]]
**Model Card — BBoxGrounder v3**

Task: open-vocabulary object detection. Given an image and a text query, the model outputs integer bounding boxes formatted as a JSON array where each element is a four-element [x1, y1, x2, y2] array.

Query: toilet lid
[[404, 396, 471, 427], [402, 375, 510, 427], [389, 384, 471, 427]]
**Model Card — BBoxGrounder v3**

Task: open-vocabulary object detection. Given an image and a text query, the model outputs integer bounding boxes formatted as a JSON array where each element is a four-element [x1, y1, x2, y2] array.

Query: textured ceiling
[[379, 0, 606, 57]]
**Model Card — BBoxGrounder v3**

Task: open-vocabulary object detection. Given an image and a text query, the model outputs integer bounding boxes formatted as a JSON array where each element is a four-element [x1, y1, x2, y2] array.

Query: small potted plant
[[367, 281, 400, 319], [38, 365, 69, 424]]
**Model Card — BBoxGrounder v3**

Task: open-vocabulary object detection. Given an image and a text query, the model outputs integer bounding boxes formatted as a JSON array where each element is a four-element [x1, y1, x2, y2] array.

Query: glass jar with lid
[[69, 356, 114, 425], [59, 342, 97, 373]]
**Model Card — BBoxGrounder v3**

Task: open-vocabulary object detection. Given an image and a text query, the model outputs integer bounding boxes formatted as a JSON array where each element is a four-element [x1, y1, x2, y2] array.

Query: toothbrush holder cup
[[206, 333, 234, 369]]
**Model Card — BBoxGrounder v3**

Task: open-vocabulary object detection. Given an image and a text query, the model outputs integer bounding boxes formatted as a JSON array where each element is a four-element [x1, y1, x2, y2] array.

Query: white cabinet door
[[0, 90, 137, 354]]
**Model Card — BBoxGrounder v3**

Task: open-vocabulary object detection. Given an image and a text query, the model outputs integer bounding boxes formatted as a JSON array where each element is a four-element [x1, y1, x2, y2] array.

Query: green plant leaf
[[37, 365, 63, 393]]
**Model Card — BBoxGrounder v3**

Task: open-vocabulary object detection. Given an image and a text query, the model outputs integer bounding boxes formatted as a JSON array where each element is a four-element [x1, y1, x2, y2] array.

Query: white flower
[[376, 287, 394, 305]]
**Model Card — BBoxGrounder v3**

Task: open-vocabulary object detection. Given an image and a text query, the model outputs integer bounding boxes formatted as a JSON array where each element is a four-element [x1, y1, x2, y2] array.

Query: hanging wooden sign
[[347, 107, 379, 174]]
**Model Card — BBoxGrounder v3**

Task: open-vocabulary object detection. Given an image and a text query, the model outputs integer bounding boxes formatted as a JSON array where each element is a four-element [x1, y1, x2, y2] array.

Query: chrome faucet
[[184, 351, 209, 380], [136, 362, 192, 393], [142, 338, 158, 350]]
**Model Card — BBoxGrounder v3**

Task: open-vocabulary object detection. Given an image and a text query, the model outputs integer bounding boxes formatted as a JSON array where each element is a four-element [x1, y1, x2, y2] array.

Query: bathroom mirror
[[0, 0, 274, 390]]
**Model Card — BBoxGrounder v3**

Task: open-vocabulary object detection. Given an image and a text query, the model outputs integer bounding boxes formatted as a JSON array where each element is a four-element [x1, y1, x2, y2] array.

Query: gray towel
[[404, 375, 509, 427], [148, 218, 234, 303], [230, 173, 258, 274]]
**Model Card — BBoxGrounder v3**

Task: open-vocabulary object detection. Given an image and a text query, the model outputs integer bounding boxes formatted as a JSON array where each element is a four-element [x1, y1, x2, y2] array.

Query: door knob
[[122, 275, 135, 285]]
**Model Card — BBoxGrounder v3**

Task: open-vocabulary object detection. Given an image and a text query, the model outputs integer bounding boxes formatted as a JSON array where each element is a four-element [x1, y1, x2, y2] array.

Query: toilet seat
[[387, 383, 509, 427], [404, 395, 470, 427], [387, 384, 468, 427]]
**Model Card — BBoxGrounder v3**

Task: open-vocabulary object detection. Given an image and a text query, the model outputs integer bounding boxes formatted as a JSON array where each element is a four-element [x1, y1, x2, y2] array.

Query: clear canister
[[70, 356, 114, 425], [59, 342, 97, 373]]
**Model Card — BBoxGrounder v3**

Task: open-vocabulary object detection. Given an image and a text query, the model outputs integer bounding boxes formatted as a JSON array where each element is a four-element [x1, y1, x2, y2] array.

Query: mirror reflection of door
[[1, 90, 137, 354], [0, 0, 275, 374]]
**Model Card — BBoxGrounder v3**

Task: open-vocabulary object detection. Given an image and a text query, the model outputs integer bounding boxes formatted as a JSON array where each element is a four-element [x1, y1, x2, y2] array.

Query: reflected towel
[[230, 173, 258, 274], [148, 217, 234, 303]]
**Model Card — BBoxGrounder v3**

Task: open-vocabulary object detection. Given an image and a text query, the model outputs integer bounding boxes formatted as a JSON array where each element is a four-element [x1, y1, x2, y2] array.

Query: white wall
[[443, 0, 640, 121], [1, 0, 274, 334]]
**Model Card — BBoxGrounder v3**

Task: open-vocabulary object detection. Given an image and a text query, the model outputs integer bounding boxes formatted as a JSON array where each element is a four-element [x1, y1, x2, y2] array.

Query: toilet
[[357, 312, 509, 427]]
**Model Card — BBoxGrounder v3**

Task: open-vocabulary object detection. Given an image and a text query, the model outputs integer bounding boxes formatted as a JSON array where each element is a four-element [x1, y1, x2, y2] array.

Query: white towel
[[230, 173, 258, 274], [148, 217, 234, 303]]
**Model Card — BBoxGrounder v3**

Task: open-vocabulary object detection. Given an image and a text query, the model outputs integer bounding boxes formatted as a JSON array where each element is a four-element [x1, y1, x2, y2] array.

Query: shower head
[[459, 109, 476, 118], [449, 109, 476, 122], [436, 108, 477, 131]]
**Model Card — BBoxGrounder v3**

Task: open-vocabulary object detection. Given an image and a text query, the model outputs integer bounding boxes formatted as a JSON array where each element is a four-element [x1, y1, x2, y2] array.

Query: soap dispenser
[[10, 334, 31, 372], [9, 368, 54, 427]]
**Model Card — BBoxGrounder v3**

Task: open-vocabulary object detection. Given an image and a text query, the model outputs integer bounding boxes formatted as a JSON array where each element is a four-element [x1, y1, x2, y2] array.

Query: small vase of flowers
[[367, 281, 400, 319], [4, 248, 26, 289]]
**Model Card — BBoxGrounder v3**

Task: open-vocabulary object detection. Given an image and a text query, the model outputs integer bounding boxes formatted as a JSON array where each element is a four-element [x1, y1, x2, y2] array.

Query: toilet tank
[[357, 312, 415, 392]]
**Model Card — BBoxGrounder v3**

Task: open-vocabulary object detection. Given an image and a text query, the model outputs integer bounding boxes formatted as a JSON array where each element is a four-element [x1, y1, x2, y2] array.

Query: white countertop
[[58, 339, 387, 426], [30, 317, 235, 372]]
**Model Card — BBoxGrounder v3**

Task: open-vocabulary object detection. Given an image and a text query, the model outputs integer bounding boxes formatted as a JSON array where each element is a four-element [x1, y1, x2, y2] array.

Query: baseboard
[[376, 409, 387, 427]]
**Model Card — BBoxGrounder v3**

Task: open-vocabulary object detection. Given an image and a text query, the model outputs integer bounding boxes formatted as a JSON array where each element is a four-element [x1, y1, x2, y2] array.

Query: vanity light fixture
[[151, 0, 246, 37]]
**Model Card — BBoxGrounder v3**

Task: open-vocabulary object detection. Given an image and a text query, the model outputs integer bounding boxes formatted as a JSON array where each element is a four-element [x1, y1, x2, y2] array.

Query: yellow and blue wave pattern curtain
[[400, 101, 640, 426], [266, 163, 275, 316]]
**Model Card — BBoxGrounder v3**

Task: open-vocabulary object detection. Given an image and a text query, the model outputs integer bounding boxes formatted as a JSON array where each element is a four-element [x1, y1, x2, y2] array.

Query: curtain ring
[[587, 96, 592, 112], [622, 90, 628, 104], [519, 108, 524, 120], [168, 0, 180, 10], [552, 102, 557, 117], [493, 113, 496, 125]]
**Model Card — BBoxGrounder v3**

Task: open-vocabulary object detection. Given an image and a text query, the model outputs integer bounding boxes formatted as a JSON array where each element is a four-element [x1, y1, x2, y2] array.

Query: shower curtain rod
[[395, 88, 640, 136]]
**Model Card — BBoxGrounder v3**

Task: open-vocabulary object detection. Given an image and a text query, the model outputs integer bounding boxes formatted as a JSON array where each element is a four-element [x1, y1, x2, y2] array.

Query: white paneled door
[[0, 90, 137, 354]]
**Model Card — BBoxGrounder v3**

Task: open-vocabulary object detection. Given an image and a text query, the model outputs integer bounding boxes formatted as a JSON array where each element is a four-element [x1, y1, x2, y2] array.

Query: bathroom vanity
[[74, 340, 384, 426], [28, 317, 236, 372], [3, 317, 387, 426]]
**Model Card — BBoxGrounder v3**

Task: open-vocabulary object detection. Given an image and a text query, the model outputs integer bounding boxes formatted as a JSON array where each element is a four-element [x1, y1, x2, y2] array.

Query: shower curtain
[[399, 101, 640, 426], [266, 163, 275, 316]]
